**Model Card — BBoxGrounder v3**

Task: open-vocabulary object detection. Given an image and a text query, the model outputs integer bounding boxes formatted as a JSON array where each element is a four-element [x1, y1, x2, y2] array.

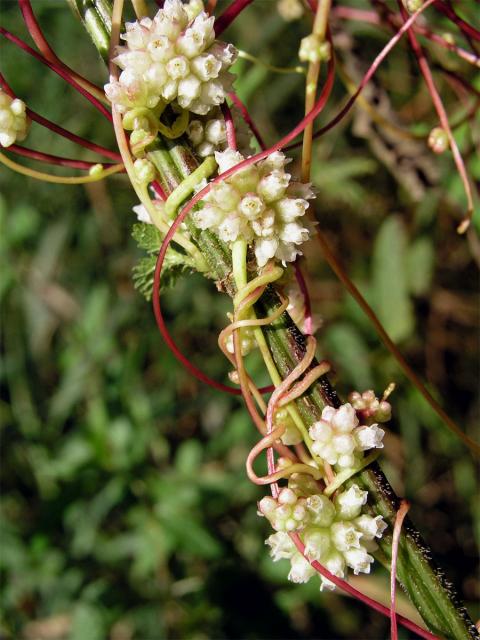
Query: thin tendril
[[0, 28, 112, 121], [7, 145, 116, 170], [315, 228, 480, 456], [294, 261, 313, 335], [0, 152, 123, 184], [221, 102, 237, 151], [397, 1, 475, 233], [18, 0, 108, 104], [391, 500, 411, 640], [285, 0, 437, 152], [228, 92, 266, 150], [214, 0, 255, 37], [0, 73, 120, 161], [238, 50, 306, 76]]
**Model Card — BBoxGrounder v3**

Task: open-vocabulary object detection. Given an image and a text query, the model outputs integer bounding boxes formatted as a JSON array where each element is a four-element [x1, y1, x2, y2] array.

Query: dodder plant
[[1, 0, 479, 638]]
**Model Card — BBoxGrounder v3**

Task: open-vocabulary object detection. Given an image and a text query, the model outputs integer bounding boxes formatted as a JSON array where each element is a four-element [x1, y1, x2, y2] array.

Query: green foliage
[[372, 216, 414, 343], [131, 223, 194, 300]]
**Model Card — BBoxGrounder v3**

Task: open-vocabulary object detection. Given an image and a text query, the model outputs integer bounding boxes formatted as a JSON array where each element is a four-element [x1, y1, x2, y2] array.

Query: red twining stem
[[228, 92, 266, 151], [18, 0, 104, 99], [432, 0, 480, 44], [221, 102, 237, 151], [7, 145, 117, 170], [0, 73, 120, 161], [0, 28, 112, 121], [214, 0, 255, 36], [289, 533, 439, 640], [286, 0, 435, 150]]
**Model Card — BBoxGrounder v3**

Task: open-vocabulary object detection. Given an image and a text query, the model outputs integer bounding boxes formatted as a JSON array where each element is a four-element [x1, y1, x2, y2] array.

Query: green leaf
[[324, 323, 373, 389], [131, 223, 163, 254], [131, 222, 195, 300], [132, 251, 194, 301], [372, 215, 414, 342], [407, 237, 435, 296]]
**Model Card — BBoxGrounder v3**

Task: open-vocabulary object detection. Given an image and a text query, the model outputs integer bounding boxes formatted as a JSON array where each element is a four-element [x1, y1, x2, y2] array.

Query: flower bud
[[0, 90, 29, 148], [266, 531, 296, 561], [334, 485, 367, 520], [288, 552, 316, 583], [428, 127, 449, 154], [306, 494, 335, 527], [354, 514, 388, 540], [133, 158, 156, 184], [354, 424, 385, 451], [304, 527, 331, 561]]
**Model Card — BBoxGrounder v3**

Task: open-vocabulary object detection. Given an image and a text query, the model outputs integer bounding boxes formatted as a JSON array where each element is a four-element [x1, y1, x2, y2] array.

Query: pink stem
[[289, 533, 439, 640], [432, 1, 480, 43], [228, 92, 266, 150], [391, 500, 411, 640], [0, 28, 112, 121], [397, 1, 474, 231], [221, 101, 237, 150], [334, 5, 480, 66], [214, 0, 255, 36], [7, 145, 116, 170], [294, 261, 313, 335], [18, 0, 104, 98], [333, 6, 380, 24], [151, 180, 168, 202], [286, 0, 436, 151], [0, 73, 120, 161]]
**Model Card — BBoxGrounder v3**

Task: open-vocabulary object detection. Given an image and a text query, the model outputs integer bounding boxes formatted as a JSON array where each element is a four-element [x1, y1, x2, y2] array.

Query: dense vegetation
[[0, 1, 478, 638]]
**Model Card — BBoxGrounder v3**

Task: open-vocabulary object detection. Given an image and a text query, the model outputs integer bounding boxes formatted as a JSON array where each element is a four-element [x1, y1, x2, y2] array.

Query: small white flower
[[320, 549, 346, 591], [288, 552, 316, 583], [277, 0, 304, 21], [334, 484, 368, 520], [266, 531, 296, 561], [330, 522, 363, 552], [0, 89, 29, 147], [305, 494, 336, 527], [303, 527, 331, 561], [354, 514, 388, 540], [258, 496, 278, 517], [133, 203, 152, 223], [344, 548, 374, 575], [355, 424, 385, 451], [331, 404, 358, 433]]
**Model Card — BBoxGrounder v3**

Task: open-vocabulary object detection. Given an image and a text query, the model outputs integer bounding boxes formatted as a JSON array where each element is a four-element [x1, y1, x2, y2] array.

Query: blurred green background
[[0, 1, 478, 638]]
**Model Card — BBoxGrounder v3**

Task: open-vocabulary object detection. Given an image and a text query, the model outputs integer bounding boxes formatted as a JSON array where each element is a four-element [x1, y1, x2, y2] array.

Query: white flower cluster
[[194, 149, 314, 266], [187, 105, 253, 158], [0, 89, 29, 148], [309, 402, 385, 470], [348, 389, 392, 425], [263, 483, 387, 590], [105, 0, 237, 116]]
